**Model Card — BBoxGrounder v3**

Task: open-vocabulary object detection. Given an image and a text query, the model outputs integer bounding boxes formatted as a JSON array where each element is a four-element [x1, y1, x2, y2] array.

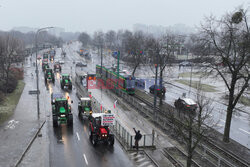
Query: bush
[[10, 67, 24, 80]]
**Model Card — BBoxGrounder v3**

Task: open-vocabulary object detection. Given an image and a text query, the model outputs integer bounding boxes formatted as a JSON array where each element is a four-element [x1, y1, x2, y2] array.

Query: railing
[[111, 120, 155, 150], [74, 79, 155, 150]]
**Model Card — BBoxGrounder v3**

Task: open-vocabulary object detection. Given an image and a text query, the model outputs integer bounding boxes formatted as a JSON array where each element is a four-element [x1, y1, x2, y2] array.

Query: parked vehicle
[[76, 62, 87, 67], [174, 97, 197, 113], [149, 84, 166, 96]]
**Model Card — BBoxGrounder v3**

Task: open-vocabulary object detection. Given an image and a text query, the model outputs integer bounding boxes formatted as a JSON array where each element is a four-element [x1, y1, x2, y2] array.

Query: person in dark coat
[[133, 128, 142, 150]]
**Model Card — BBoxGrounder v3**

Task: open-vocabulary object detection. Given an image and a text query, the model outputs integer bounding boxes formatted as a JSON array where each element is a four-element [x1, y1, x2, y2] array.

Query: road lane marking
[[217, 124, 224, 127], [83, 154, 88, 165], [239, 128, 250, 135], [76, 132, 80, 141], [220, 119, 225, 123]]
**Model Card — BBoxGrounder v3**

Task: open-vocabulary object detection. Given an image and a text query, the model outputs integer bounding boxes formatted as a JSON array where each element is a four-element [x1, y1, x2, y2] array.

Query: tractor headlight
[[105, 134, 107, 137], [61, 114, 66, 117]]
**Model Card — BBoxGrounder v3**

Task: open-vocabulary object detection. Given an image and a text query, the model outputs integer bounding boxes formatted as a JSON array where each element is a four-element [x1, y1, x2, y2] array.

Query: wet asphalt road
[[37, 46, 133, 167]]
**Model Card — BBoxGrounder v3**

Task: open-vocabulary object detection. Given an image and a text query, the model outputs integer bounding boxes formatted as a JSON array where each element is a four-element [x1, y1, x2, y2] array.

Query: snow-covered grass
[[0, 81, 25, 124], [175, 79, 217, 92]]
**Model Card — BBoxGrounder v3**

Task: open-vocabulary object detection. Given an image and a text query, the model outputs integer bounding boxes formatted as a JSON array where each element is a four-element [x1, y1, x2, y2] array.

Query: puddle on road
[[5, 119, 19, 130]]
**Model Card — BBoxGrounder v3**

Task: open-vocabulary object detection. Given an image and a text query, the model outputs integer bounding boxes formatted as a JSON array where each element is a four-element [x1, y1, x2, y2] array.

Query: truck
[[51, 93, 73, 127]]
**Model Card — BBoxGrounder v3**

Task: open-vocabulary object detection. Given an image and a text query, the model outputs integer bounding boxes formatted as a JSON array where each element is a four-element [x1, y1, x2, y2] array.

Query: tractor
[[51, 93, 73, 127], [60, 74, 72, 90], [44, 68, 55, 84], [43, 53, 49, 59], [42, 62, 49, 72], [54, 63, 61, 72], [78, 97, 92, 119], [89, 113, 115, 146]]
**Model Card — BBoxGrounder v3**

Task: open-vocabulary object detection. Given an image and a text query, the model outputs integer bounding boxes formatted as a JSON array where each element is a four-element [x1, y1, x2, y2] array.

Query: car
[[76, 62, 87, 67], [149, 84, 166, 96], [54, 63, 62, 72], [174, 97, 197, 113], [179, 61, 192, 67]]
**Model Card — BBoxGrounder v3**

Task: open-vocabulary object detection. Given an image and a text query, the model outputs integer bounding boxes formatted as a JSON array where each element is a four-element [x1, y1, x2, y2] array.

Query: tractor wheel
[[61, 84, 64, 89], [53, 115, 58, 127], [91, 135, 97, 146], [69, 85, 72, 90], [45, 78, 47, 84], [108, 135, 114, 146], [52, 78, 55, 84], [68, 114, 73, 126]]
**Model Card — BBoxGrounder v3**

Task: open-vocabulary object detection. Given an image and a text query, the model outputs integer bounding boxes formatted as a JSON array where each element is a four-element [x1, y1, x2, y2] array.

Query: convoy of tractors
[[41, 49, 115, 147]]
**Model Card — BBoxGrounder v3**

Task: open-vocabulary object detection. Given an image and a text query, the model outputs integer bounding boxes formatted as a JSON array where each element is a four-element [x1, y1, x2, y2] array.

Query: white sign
[[101, 114, 115, 126]]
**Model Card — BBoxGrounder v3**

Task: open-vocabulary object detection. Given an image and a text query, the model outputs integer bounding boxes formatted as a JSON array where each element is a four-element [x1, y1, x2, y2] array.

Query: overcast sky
[[0, 0, 249, 33]]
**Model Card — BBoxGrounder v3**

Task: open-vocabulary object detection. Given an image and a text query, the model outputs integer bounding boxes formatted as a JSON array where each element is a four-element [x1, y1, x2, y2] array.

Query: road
[[36, 47, 134, 167]]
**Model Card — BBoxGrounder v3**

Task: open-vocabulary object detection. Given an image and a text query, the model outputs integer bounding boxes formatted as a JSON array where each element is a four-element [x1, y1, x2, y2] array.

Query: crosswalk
[[128, 151, 156, 167]]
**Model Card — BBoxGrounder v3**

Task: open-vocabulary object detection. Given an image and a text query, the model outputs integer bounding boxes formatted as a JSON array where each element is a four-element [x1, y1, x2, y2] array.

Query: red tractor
[[89, 113, 115, 146]]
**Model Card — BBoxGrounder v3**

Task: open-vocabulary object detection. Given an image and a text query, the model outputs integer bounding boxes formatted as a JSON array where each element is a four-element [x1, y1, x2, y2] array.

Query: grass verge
[[178, 72, 204, 78], [0, 81, 25, 124], [225, 95, 250, 106], [175, 79, 217, 92]]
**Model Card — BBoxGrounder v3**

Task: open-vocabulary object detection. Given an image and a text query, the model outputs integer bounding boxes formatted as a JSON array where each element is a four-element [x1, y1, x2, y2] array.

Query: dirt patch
[[0, 81, 25, 124]]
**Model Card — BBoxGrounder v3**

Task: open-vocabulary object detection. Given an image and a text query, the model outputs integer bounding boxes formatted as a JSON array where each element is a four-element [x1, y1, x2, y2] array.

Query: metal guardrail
[[74, 79, 155, 150]]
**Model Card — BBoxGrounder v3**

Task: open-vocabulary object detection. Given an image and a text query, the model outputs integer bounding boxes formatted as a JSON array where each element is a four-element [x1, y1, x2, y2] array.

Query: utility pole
[[153, 50, 159, 119], [116, 51, 120, 94], [35, 27, 54, 119]]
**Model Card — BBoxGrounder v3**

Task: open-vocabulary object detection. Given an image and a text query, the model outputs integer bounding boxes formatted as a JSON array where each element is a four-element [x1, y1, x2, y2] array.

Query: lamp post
[[35, 27, 54, 118]]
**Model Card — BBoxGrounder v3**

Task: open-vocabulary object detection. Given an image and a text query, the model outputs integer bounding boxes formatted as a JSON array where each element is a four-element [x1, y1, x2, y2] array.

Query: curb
[[14, 120, 46, 167]]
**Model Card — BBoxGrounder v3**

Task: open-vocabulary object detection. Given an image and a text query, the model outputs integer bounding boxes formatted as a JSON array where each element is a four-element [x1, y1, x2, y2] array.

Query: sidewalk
[[0, 58, 45, 167]]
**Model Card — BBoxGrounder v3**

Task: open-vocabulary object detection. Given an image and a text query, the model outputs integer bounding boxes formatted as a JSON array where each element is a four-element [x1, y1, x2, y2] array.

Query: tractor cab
[[60, 74, 72, 90], [42, 62, 49, 71], [52, 97, 73, 127], [78, 97, 92, 118], [89, 113, 115, 146], [45, 68, 55, 83], [54, 63, 61, 72]]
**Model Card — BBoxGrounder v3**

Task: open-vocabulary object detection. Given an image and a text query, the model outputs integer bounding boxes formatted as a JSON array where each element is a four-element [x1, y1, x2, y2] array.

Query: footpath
[[0, 57, 45, 167]]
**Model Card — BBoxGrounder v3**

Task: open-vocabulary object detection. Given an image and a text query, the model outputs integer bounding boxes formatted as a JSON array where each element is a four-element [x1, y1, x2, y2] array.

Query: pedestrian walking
[[133, 128, 142, 150]]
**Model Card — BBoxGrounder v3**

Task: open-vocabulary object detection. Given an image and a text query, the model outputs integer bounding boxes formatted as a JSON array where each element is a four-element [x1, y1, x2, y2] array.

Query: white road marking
[[76, 132, 80, 141], [220, 119, 225, 123], [217, 124, 224, 127], [239, 128, 250, 135], [83, 154, 88, 165]]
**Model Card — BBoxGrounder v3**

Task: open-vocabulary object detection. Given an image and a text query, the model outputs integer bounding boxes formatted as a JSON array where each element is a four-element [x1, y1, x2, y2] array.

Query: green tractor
[[60, 74, 72, 90], [78, 97, 92, 119], [44, 68, 55, 84], [51, 93, 73, 127], [42, 62, 49, 72]]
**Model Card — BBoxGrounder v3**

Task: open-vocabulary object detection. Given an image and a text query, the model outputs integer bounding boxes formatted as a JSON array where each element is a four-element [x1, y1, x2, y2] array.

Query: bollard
[[143, 135, 146, 147]]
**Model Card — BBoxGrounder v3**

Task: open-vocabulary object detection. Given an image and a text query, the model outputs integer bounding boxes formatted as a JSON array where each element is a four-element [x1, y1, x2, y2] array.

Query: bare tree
[[124, 31, 146, 77], [105, 30, 116, 50], [78, 32, 91, 47], [0, 34, 24, 93], [199, 8, 250, 143], [147, 33, 180, 105], [171, 84, 215, 167]]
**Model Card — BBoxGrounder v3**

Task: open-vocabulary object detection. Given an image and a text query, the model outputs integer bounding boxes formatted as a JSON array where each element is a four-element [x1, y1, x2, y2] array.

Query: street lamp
[[35, 26, 54, 118]]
